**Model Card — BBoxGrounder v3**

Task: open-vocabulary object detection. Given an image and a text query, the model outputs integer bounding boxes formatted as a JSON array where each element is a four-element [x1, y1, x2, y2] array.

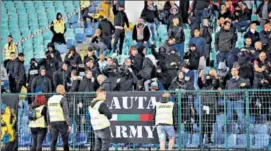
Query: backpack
[[28, 108, 42, 121]]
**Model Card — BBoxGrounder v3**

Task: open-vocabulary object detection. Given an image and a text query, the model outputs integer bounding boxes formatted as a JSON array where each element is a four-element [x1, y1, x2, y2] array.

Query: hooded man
[[64, 46, 83, 69], [31, 66, 52, 93], [46, 43, 62, 62]]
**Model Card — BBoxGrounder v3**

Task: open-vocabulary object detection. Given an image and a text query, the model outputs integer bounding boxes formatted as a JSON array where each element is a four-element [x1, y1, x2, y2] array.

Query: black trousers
[[113, 29, 125, 55], [81, 7, 93, 28], [50, 122, 69, 151], [31, 128, 47, 151]]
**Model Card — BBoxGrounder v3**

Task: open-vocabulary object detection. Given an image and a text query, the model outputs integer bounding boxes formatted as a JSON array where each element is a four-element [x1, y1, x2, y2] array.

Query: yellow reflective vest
[[80, 0, 91, 8], [155, 102, 174, 125], [48, 95, 65, 122], [4, 42, 17, 60], [89, 100, 110, 131], [29, 105, 47, 128], [53, 20, 65, 34]]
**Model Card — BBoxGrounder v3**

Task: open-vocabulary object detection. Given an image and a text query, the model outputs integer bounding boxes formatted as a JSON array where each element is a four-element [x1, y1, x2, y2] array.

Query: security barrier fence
[[2, 89, 271, 150]]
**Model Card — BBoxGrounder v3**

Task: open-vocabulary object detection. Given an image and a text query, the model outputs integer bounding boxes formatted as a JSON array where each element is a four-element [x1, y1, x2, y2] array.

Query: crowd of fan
[[1, 0, 271, 98]]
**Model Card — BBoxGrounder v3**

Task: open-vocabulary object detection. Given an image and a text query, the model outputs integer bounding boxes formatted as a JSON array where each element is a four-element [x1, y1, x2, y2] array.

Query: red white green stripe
[[111, 114, 153, 122]]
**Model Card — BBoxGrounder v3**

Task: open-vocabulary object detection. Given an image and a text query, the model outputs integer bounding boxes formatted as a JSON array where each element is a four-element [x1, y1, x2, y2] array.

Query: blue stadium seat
[[68, 15, 78, 24], [42, 133, 51, 147], [178, 132, 189, 147], [227, 123, 239, 134], [19, 132, 32, 147], [57, 136, 63, 146], [236, 134, 254, 149], [216, 114, 226, 124], [55, 44, 67, 54], [85, 26, 95, 37], [76, 133, 88, 146], [252, 134, 269, 149], [186, 133, 200, 148], [66, 39, 76, 48], [75, 33, 86, 43], [254, 124, 269, 134], [218, 134, 237, 149], [212, 133, 224, 146]]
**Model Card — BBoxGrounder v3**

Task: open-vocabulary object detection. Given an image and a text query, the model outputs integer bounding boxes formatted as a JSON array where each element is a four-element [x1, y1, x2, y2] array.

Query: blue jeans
[[173, 43, 184, 61], [233, 20, 250, 32], [216, 52, 228, 66], [147, 22, 157, 42], [193, 70, 199, 90], [136, 41, 150, 48], [194, 97, 201, 116], [226, 100, 245, 124], [157, 125, 176, 141]]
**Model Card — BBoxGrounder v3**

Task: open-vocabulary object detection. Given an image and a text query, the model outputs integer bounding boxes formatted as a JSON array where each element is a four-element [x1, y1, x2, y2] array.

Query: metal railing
[[2, 89, 271, 150]]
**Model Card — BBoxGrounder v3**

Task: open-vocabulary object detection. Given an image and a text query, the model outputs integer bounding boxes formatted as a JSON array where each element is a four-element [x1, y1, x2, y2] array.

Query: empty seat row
[[178, 133, 270, 149]]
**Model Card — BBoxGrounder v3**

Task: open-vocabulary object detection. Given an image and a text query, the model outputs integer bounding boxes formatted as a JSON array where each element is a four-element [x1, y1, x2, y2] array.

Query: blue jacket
[[189, 37, 207, 57]]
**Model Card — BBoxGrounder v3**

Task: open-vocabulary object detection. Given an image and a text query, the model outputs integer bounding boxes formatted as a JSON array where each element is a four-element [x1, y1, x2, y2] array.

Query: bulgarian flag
[[111, 114, 153, 122]]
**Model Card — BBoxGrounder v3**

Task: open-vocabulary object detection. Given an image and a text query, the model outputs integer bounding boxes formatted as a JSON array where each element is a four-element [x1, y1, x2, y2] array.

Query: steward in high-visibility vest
[[4, 35, 17, 61], [29, 94, 48, 151], [47, 95, 65, 122], [153, 92, 177, 150], [47, 85, 72, 151], [89, 99, 111, 130], [29, 105, 47, 128], [50, 12, 66, 44], [155, 101, 174, 125], [89, 88, 112, 151]]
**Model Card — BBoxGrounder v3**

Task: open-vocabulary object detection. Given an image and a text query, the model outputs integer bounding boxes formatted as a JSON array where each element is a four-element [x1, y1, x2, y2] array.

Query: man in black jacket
[[78, 70, 96, 92], [27, 58, 39, 96], [201, 19, 212, 66], [64, 46, 83, 69], [85, 58, 100, 78], [13, 53, 26, 93], [98, 16, 115, 51], [6, 52, 17, 93], [31, 66, 52, 93], [225, 65, 250, 128], [67, 69, 81, 92], [46, 43, 62, 62], [141, 0, 159, 42], [132, 18, 151, 48], [244, 21, 260, 46], [129, 46, 143, 74], [165, 48, 181, 83], [168, 17, 185, 60], [215, 21, 237, 66], [117, 59, 138, 91], [97, 74, 114, 91], [39, 51, 60, 80], [53, 61, 71, 90], [112, 1, 129, 55], [259, 22, 271, 51]]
